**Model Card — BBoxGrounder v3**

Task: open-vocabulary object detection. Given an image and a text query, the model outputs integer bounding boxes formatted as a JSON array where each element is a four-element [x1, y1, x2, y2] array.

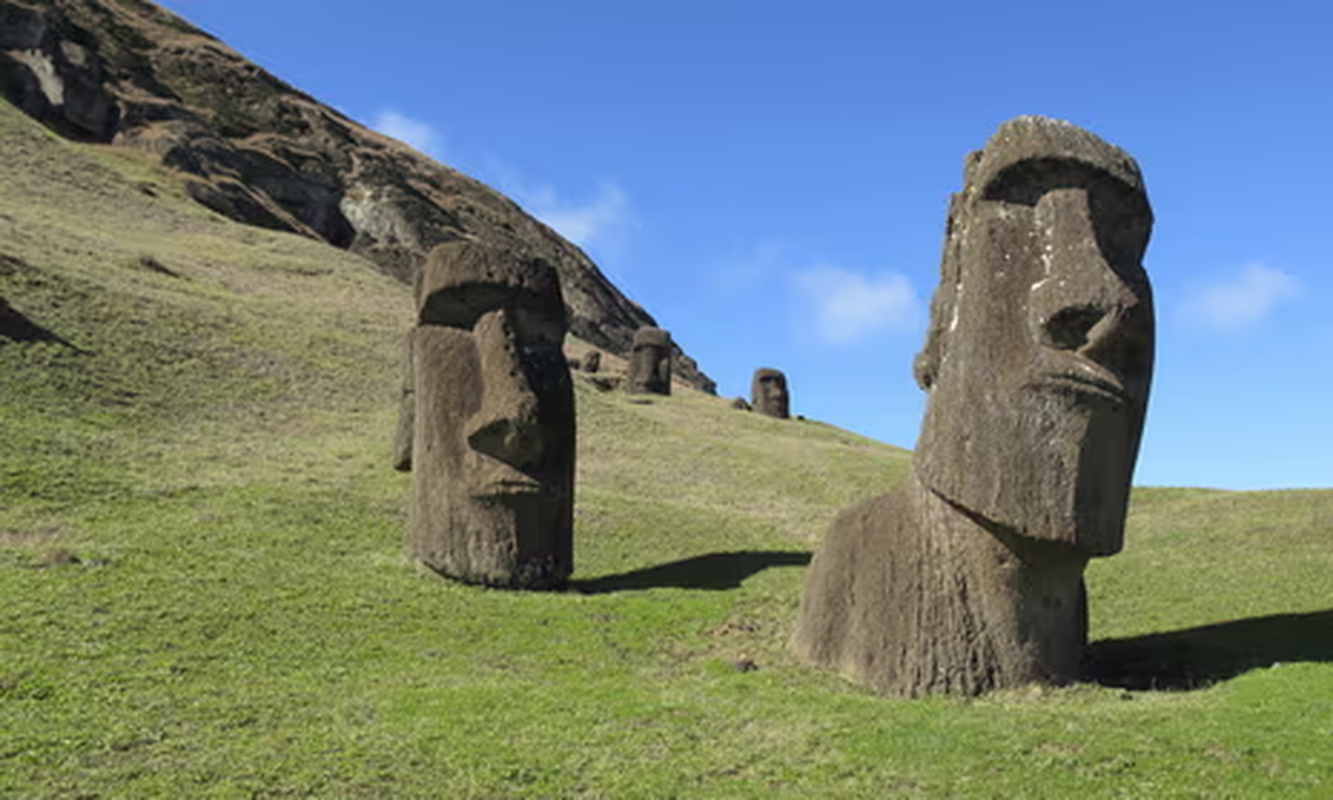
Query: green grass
[[3, 97, 1333, 797]]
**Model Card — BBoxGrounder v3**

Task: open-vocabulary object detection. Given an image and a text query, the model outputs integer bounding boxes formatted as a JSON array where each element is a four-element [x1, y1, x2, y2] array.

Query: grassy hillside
[[3, 98, 1332, 797]]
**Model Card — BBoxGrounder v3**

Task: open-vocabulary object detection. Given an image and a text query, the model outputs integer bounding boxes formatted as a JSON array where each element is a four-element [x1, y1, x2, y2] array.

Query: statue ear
[[913, 349, 938, 390], [914, 194, 965, 391]]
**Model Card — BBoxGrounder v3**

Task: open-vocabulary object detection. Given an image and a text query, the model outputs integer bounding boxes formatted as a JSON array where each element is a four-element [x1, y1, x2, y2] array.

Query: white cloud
[[371, 109, 441, 158], [516, 180, 637, 257], [1179, 263, 1299, 332], [792, 265, 920, 345]]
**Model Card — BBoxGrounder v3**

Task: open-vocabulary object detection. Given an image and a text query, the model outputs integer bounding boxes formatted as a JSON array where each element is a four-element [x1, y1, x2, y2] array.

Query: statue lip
[[474, 478, 548, 498], [1035, 359, 1129, 405]]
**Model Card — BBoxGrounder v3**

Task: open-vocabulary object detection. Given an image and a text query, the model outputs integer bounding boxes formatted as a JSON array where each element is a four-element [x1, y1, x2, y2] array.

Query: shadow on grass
[[0, 297, 81, 350], [572, 550, 811, 594], [1084, 609, 1333, 690]]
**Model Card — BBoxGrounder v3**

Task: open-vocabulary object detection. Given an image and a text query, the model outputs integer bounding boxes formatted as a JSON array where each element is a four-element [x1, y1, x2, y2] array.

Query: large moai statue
[[407, 240, 576, 589], [793, 116, 1154, 696], [627, 326, 672, 395], [751, 368, 790, 419]]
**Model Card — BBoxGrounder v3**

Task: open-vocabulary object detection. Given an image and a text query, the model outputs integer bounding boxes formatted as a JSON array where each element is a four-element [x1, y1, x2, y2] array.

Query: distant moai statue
[[627, 327, 672, 395], [583, 350, 601, 374], [730, 397, 751, 411], [793, 117, 1155, 696], [391, 334, 414, 471], [406, 240, 576, 589], [751, 368, 790, 419]]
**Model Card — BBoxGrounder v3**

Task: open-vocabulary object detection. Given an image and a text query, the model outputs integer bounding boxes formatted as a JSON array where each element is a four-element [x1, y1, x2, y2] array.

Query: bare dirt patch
[[0, 526, 64, 547]]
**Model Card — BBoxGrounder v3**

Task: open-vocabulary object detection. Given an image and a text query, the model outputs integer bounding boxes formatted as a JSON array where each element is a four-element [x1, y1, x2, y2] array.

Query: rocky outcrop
[[0, 0, 714, 392]]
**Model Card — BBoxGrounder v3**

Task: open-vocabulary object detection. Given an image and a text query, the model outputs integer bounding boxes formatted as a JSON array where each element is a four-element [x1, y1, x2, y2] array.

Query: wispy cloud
[[371, 109, 442, 158], [475, 156, 638, 261], [520, 181, 636, 255], [1179, 263, 1299, 332], [792, 265, 920, 345]]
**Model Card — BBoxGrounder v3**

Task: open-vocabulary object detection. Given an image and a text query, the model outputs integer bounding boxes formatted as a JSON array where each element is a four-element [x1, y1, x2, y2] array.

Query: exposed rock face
[[750, 368, 790, 419], [0, 0, 715, 392], [793, 116, 1155, 696], [626, 326, 672, 396], [407, 240, 575, 589]]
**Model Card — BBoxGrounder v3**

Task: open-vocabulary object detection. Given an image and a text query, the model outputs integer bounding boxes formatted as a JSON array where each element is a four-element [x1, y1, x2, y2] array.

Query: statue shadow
[[571, 550, 811, 595], [0, 299, 82, 350], [1084, 609, 1333, 690]]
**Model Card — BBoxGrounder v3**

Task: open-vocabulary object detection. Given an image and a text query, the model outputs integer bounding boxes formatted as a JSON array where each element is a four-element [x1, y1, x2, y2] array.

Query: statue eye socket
[[982, 159, 1149, 218], [420, 286, 563, 346], [507, 306, 564, 348], [982, 160, 1075, 206], [419, 285, 511, 330]]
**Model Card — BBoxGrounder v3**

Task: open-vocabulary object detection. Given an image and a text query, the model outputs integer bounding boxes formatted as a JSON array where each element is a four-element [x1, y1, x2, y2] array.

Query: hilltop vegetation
[[3, 98, 1333, 797]]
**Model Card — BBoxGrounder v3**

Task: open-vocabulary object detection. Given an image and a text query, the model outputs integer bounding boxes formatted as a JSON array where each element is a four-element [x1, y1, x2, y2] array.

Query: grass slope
[[2, 99, 1332, 797]]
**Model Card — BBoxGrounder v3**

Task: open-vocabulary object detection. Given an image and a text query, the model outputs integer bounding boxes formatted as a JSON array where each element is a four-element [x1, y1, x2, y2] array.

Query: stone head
[[751, 368, 790, 419], [409, 239, 574, 586], [627, 326, 672, 395], [913, 117, 1154, 557], [583, 350, 601, 374]]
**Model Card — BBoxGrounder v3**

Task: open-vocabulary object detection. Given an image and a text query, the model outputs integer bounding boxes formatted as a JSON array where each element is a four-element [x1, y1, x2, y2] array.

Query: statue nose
[[465, 309, 544, 465], [1030, 188, 1140, 357]]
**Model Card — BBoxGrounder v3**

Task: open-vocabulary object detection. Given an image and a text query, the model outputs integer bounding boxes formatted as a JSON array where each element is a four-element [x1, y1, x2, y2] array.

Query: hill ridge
[[0, 0, 716, 392]]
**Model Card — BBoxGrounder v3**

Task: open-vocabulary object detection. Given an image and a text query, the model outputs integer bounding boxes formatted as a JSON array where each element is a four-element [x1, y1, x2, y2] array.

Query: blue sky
[[159, 0, 1331, 490]]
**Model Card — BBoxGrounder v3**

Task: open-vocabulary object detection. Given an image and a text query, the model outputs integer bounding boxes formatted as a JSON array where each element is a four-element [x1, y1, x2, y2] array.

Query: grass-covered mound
[[3, 99, 1332, 797]]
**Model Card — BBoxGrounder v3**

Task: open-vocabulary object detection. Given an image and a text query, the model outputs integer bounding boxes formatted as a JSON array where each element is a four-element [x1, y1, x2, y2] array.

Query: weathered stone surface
[[407, 240, 575, 589], [0, 2, 119, 142], [793, 116, 1154, 696], [0, 0, 716, 393], [627, 327, 672, 395], [751, 368, 790, 419], [730, 397, 751, 411]]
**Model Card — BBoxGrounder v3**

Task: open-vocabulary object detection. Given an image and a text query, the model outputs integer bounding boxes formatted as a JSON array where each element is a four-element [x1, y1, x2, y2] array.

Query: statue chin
[[916, 380, 1135, 558]]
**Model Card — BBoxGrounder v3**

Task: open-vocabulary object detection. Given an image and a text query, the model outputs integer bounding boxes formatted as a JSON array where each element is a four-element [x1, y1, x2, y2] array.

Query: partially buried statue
[[793, 116, 1155, 696], [627, 326, 672, 395], [751, 368, 790, 419], [406, 240, 576, 589]]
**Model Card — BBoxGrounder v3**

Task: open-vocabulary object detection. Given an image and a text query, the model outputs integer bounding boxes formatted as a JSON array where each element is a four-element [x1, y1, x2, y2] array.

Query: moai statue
[[627, 326, 672, 395], [730, 397, 751, 411], [751, 368, 790, 419], [793, 117, 1154, 696], [407, 240, 576, 589], [583, 350, 601, 374]]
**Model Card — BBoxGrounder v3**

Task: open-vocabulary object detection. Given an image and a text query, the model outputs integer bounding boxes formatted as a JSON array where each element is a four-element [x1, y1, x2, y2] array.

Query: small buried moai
[[793, 117, 1154, 696], [582, 350, 601, 374], [407, 240, 576, 589], [627, 326, 672, 395], [751, 368, 790, 419]]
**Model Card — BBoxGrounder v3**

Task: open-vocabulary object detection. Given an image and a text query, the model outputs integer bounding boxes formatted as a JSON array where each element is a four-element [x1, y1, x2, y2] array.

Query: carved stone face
[[751, 368, 790, 419], [408, 241, 574, 587], [913, 117, 1154, 557], [627, 327, 672, 395]]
